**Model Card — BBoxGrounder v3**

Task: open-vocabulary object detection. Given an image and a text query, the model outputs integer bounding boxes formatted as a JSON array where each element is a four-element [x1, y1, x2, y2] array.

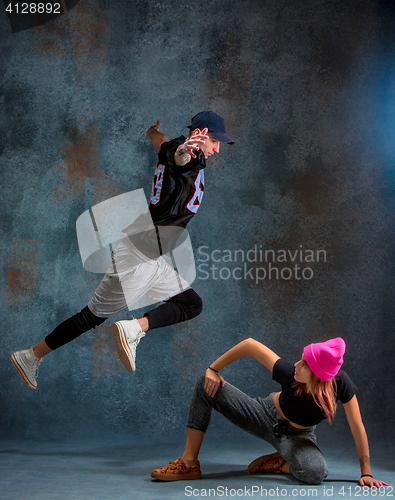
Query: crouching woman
[[151, 337, 387, 487]]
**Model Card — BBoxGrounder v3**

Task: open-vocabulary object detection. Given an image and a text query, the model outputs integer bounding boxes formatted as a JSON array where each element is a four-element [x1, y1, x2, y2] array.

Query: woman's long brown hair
[[294, 374, 337, 424]]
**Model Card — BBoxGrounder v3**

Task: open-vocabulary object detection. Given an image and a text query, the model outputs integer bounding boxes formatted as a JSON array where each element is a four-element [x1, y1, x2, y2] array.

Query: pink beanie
[[303, 337, 346, 382]]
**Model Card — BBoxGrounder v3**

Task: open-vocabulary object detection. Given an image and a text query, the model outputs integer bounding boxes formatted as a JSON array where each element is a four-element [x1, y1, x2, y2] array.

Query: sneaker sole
[[151, 470, 201, 481], [10, 354, 37, 390], [112, 323, 136, 372]]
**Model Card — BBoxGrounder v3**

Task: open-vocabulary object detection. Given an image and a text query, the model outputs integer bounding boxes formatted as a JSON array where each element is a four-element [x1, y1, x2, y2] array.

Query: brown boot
[[151, 458, 202, 481], [248, 455, 285, 474]]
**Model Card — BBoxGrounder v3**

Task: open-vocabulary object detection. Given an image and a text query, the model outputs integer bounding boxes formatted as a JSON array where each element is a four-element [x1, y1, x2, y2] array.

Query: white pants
[[88, 237, 191, 318]]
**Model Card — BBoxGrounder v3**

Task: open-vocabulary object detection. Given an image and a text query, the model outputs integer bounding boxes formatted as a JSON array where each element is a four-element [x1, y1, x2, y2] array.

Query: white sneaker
[[10, 347, 43, 390], [112, 319, 146, 372]]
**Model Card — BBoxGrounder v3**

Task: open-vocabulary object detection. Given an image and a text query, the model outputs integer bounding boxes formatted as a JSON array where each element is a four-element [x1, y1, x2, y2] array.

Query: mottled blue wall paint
[[1, 0, 395, 444]]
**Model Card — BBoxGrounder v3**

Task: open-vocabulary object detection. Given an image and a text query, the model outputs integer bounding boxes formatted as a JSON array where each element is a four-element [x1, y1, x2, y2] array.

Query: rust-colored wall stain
[[53, 123, 99, 202], [293, 171, 326, 216], [6, 240, 40, 307], [33, 14, 69, 58], [34, 1, 121, 206], [33, 2, 109, 81], [53, 122, 120, 204], [91, 323, 122, 383], [69, 3, 109, 82]]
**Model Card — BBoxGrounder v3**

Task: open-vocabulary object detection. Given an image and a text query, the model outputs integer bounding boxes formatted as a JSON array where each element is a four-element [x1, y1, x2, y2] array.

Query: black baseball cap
[[187, 111, 234, 144]]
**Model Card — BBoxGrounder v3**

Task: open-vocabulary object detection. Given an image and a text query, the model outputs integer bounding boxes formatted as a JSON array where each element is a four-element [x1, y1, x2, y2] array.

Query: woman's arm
[[210, 338, 279, 372], [343, 395, 388, 488], [204, 338, 280, 397]]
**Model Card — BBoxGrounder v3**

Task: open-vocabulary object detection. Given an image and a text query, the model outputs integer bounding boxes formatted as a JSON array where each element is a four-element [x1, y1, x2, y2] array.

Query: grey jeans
[[187, 376, 328, 485]]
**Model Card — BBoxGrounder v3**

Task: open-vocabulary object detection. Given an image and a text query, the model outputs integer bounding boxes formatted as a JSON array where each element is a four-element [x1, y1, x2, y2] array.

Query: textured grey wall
[[1, 0, 395, 444]]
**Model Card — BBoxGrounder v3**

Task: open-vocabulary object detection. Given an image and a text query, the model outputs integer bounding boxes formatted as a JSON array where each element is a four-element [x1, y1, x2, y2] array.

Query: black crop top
[[272, 359, 356, 427]]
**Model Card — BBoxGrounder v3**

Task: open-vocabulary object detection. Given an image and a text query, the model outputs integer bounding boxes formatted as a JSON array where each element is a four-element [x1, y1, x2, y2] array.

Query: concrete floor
[[0, 435, 393, 500]]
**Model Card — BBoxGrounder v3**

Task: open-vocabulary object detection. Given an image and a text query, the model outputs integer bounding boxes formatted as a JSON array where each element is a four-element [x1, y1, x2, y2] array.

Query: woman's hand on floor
[[359, 475, 388, 488]]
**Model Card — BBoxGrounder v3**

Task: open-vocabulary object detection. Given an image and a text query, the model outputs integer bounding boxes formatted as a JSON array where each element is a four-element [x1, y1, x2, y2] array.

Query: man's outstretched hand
[[181, 127, 209, 158]]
